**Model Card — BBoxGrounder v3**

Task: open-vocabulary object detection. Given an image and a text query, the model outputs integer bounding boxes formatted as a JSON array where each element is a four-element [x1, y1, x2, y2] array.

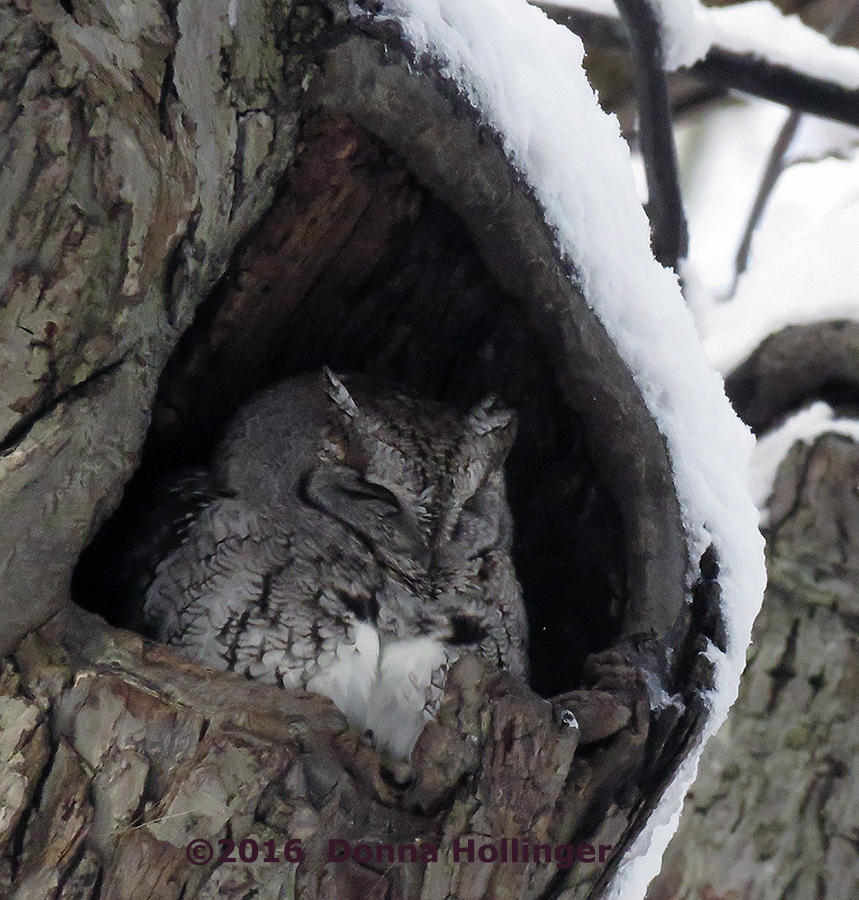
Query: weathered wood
[[0, 0, 326, 650]]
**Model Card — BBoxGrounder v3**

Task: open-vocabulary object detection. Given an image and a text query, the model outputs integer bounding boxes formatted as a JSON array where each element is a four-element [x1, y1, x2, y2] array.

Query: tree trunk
[[1, 1, 740, 897], [647, 324, 859, 900]]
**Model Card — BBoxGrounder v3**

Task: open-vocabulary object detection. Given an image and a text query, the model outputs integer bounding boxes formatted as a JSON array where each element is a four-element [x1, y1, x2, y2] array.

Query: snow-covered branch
[[534, 1, 859, 128]]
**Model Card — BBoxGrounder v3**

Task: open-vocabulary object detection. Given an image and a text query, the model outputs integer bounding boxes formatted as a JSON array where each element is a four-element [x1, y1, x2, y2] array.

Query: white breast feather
[[307, 623, 450, 759]]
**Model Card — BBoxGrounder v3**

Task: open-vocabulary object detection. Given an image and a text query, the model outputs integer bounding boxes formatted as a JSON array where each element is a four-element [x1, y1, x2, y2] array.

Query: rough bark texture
[[647, 432, 859, 900], [0, 606, 658, 899], [2, 1, 730, 897], [1, 0, 322, 648]]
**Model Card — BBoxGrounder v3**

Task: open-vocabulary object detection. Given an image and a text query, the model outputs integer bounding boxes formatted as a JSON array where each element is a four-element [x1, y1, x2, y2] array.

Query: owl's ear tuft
[[467, 397, 517, 450], [323, 366, 360, 421]]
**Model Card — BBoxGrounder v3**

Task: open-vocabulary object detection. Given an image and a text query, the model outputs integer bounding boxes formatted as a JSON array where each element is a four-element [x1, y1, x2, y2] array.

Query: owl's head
[[216, 367, 525, 673], [303, 368, 517, 574]]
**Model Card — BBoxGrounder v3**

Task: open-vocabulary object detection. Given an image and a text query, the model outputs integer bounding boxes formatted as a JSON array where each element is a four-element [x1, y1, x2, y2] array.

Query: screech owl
[[141, 368, 527, 760]]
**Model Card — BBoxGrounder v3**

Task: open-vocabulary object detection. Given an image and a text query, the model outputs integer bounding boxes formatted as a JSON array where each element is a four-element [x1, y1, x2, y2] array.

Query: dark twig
[[731, 109, 801, 292], [614, 0, 688, 272], [534, 2, 859, 128], [731, 1, 859, 293]]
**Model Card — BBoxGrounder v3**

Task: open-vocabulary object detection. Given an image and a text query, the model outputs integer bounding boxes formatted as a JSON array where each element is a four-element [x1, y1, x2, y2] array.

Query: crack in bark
[[801, 756, 846, 854], [54, 839, 92, 897], [156, 0, 179, 142], [0, 41, 55, 137], [0, 356, 128, 456], [765, 618, 799, 714], [157, 54, 176, 141], [777, 869, 801, 900], [7, 720, 58, 885], [767, 439, 819, 538]]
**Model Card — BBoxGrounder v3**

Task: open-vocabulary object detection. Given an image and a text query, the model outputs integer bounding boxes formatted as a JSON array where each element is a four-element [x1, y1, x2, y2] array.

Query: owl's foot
[[362, 727, 416, 789], [380, 760, 414, 790]]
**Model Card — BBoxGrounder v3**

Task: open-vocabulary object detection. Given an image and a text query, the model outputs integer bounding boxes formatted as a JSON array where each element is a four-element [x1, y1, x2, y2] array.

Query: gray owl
[[142, 368, 527, 759]]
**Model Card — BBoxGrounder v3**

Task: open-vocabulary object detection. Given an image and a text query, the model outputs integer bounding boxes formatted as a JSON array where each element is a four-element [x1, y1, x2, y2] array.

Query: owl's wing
[[143, 503, 378, 701], [73, 468, 226, 631]]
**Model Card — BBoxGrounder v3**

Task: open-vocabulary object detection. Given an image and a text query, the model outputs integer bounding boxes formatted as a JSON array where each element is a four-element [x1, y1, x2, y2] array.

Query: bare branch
[[614, 0, 689, 272], [698, 47, 859, 128], [732, 109, 801, 292]]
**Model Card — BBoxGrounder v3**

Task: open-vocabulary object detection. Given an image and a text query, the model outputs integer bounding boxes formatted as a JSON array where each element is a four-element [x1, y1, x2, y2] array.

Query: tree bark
[[725, 321, 859, 435], [0, 606, 657, 898], [647, 322, 859, 898], [0, 0, 316, 647], [647, 432, 859, 899]]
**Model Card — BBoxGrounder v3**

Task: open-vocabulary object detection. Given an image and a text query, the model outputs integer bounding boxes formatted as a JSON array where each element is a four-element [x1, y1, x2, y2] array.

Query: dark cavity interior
[[73, 112, 627, 696]]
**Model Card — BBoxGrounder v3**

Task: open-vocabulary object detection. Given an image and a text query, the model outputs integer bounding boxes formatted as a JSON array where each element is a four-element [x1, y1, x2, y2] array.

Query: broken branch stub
[[725, 320, 859, 434]]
